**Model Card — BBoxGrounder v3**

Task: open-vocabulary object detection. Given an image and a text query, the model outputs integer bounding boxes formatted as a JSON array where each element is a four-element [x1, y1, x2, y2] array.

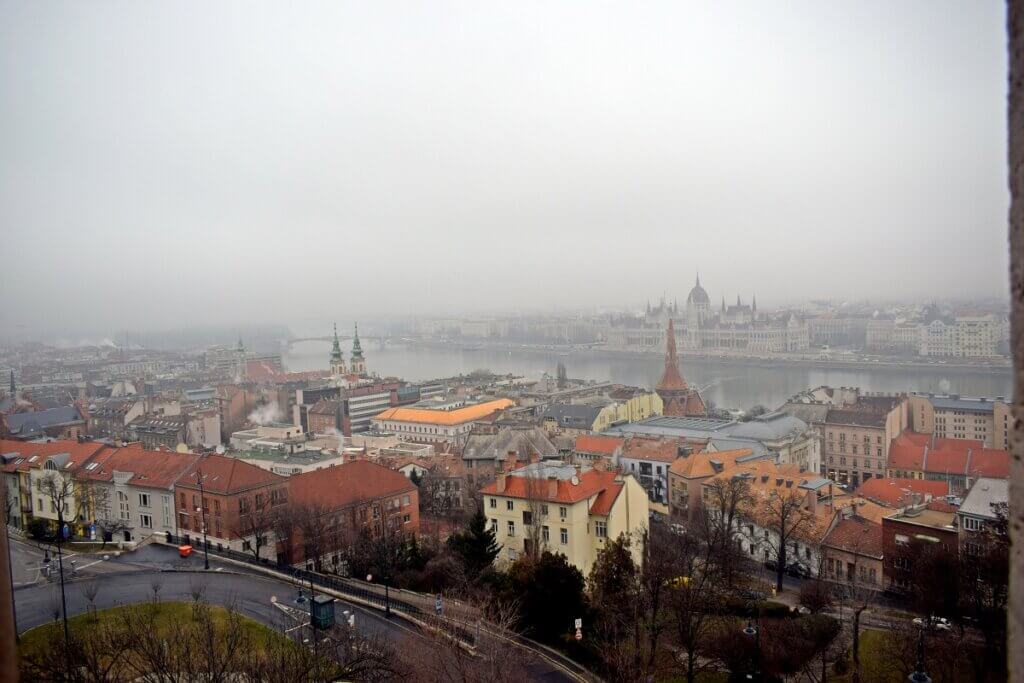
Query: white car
[[913, 617, 952, 631]]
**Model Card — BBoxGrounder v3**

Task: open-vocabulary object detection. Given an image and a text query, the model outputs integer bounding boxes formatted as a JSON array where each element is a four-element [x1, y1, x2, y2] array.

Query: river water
[[283, 341, 1013, 412]]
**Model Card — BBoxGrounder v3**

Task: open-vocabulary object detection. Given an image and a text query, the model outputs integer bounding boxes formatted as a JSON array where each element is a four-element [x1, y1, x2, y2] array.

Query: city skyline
[[0, 1, 1010, 340]]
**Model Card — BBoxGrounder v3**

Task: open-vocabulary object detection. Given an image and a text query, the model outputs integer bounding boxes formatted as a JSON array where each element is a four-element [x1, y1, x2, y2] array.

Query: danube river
[[283, 341, 1013, 412]]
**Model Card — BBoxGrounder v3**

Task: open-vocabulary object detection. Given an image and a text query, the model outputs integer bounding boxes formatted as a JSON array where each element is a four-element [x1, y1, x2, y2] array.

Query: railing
[[164, 534, 597, 681]]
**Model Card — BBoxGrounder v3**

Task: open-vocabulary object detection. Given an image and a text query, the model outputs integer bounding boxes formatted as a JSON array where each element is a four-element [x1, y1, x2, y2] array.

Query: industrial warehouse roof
[[373, 398, 514, 426]]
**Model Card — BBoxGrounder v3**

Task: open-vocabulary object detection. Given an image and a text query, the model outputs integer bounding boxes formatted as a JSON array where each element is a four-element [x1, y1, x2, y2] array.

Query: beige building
[[822, 396, 908, 488], [372, 398, 515, 443], [479, 462, 649, 577], [907, 393, 1011, 449]]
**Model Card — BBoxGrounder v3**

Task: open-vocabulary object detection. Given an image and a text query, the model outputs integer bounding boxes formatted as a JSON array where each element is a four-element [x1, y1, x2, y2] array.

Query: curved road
[[14, 569, 414, 641]]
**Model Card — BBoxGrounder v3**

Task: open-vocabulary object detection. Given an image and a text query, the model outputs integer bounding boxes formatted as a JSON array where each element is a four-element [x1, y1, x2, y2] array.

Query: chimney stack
[[529, 449, 540, 464], [496, 472, 507, 493], [505, 450, 517, 473]]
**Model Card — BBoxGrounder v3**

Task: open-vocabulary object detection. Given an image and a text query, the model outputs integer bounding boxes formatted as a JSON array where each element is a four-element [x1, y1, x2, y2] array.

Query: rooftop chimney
[[496, 472, 507, 493], [505, 450, 517, 473], [529, 449, 540, 464]]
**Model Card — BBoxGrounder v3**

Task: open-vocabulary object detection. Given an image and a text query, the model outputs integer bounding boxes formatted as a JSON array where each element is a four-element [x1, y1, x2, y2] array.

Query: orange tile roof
[[373, 399, 514, 426], [289, 460, 416, 510], [574, 435, 624, 456], [177, 454, 285, 494], [855, 477, 949, 507], [669, 448, 755, 479]]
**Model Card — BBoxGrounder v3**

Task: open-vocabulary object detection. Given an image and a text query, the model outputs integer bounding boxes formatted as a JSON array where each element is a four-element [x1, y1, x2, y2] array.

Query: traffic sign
[[574, 618, 582, 629]]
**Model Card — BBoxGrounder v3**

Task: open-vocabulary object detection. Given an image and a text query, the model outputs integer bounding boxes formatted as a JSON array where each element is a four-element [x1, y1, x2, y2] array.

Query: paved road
[[14, 568, 417, 642]]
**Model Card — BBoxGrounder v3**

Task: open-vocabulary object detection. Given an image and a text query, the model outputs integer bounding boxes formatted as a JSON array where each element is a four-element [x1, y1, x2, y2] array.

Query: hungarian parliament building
[[605, 276, 810, 354]]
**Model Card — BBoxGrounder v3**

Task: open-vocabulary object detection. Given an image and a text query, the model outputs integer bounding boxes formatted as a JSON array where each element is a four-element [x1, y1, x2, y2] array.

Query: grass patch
[[19, 602, 284, 661]]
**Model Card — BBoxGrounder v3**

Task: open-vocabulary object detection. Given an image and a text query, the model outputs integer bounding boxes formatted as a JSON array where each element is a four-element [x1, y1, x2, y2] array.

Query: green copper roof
[[351, 322, 364, 359], [330, 323, 343, 362]]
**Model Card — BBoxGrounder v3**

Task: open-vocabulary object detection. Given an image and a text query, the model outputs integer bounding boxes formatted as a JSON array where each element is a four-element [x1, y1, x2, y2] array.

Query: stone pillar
[[1009, 1, 1023, 678]]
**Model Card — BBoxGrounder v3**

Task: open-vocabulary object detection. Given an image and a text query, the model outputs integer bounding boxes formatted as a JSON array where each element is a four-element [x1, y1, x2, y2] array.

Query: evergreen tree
[[447, 507, 500, 580], [409, 469, 422, 487], [508, 551, 588, 644]]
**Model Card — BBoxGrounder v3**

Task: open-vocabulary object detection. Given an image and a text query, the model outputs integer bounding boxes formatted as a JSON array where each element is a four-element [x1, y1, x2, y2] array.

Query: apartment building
[[77, 443, 198, 542], [373, 398, 514, 443], [285, 460, 419, 569], [822, 396, 907, 488], [886, 430, 1010, 495], [907, 393, 1011, 449], [174, 454, 288, 558], [479, 462, 648, 577]]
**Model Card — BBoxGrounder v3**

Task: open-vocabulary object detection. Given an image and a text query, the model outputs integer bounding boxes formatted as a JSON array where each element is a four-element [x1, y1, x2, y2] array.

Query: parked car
[[786, 563, 813, 579], [738, 589, 767, 602], [913, 617, 952, 631]]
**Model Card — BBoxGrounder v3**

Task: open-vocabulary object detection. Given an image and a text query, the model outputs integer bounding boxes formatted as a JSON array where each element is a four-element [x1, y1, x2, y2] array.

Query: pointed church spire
[[753, 295, 757, 313], [351, 322, 364, 359], [736, 294, 741, 307], [330, 323, 343, 363], [9, 370, 14, 397], [721, 297, 726, 313]]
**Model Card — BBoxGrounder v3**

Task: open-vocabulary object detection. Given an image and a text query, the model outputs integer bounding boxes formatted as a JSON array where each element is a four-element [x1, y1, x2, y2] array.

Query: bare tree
[[188, 574, 208, 618], [90, 484, 130, 548], [78, 578, 101, 620], [697, 474, 752, 585], [149, 573, 164, 603], [521, 466, 549, 561], [753, 485, 818, 593], [235, 490, 277, 561]]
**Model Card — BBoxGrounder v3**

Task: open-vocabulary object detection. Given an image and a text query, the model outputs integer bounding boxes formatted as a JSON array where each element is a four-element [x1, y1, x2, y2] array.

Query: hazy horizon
[[0, 2, 1010, 341]]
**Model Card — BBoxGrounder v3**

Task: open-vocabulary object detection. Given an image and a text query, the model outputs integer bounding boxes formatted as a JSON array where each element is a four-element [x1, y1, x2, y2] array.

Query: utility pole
[[54, 496, 70, 643], [196, 466, 210, 570]]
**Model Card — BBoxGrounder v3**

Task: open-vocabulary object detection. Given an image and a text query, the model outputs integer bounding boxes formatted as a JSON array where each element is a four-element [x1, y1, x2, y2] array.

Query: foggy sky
[[0, 1, 1010, 339]]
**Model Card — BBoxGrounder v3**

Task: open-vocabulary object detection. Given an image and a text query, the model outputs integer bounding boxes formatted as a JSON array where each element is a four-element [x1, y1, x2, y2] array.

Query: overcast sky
[[0, 1, 1009, 339]]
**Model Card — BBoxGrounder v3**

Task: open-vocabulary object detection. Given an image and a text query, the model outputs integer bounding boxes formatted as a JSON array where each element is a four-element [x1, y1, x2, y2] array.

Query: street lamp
[[741, 601, 761, 681], [908, 623, 932, 683], [195, 467, 210, 571]]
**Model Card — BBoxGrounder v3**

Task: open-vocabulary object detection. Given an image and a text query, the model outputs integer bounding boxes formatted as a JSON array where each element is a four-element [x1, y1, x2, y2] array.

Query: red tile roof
[[822, 515, 883, 558], [854, 477, 949, 507], [0, 438, 107, 473], [887, 430, 1009, 479], [574, 435, 624, 456], [621, 436, 683, 463], [289, 459, 417, 510], [177, 454, 286, 494], [77, 443, 199, 490], [588, 481, 623, 516], [480, 467, 623, 507]]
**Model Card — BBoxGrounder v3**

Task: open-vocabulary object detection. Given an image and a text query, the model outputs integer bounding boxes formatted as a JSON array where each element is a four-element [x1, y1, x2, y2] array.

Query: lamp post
[[196, 467, 210, 571], [908, 623, 932, 683], [741, 597, 761, 681]]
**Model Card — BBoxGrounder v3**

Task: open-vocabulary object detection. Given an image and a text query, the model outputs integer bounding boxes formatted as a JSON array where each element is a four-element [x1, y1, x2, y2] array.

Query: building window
[[559, 506, 567, 519], [139, 493, 151, 508], [139, 514, 152, 529], [507, 521, 515, 537], [522, 511, 533, 526], [542, 525, 550, 543], [560, 528, 568, 544], [962, 517, 982, 531], [402, 495, 410, 506], [595, 521, 607, 538], [403, 514, 411, 523], [491, 518, 498, 531], [541, 504, 548, 516], [894, 534, 909, 546], [118, 491, 130, 520]]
